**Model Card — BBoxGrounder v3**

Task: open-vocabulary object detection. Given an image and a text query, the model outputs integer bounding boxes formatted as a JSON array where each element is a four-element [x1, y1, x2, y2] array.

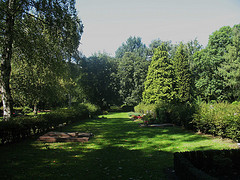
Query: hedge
[[135, 101, 240, 141], [192, 102, 240, 141], [0, 103, 98, 145]]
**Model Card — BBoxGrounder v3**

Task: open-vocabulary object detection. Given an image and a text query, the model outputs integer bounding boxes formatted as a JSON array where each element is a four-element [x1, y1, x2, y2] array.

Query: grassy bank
[[0, 112, 238, 179]]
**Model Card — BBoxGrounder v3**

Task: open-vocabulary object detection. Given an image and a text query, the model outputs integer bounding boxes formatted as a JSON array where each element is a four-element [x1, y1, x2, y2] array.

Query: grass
[[0, 112, 238, 179]]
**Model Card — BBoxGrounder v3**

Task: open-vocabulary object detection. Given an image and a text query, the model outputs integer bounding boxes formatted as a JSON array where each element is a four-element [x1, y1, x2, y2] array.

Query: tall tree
[[142, 44, 175, 104], [10, 16, 70, 111], [191, 25, 237, 102], [173, 43, 191, 103], [218, 25, 240, 101], [117, 52, 149, 106], [0, 0, 83, 119], [115, 36, 147, 59], [80, 53, 119, 107], [148, 39, 176, 59]]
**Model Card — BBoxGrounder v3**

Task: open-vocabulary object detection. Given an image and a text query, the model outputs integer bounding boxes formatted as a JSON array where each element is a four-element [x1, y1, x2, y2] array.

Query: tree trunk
[[1, 0, 15, 120], [33, 104, 38, 115]]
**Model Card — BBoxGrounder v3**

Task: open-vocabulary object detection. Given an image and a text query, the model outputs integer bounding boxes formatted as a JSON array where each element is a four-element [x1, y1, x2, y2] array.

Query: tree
[[117, 52, 149, 106], [148, 39, 176, 59], [10, 16, 70, 111], [173, 43, 191, 103], [115, 36, 147, 58], [0, 0, 83, 119], [192, 49, 224, 101], [79, 53, 119, 108], [185, 38, 202, 71], [142, 44, 175, 104], [218, 25, 240, 101], [189, 26, 238, 102]]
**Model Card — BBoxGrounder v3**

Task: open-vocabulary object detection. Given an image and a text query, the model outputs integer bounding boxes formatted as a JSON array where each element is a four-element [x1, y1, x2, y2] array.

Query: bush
[[0, 104, 96, 145], [134, 102, 195, 125], [167, 102, 196, 129], [22, 106, 33, 115], [82, 102, 100, 118], [192, 102, 240, 141], [109, 106, 122, 112], [134, 102, 157, 115]]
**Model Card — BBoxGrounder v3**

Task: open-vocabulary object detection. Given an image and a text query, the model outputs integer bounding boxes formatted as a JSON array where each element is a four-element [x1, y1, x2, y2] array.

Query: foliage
[[134, 102, 170, 124], [0, 0, 83, 119], [192, 25, 240, 102], [11, 15, 70, 108], [115, 36, 147, 58], [167, 102, 196, 129], [0, 103, 100, 144], [117, 52, 149, 106], [22, 106, 33, 115], [82, 102, 101, 117], [148, 39, 176, 59], [79, 53, 119, 107], [134, 102, 157, 115], [173, 43, 192, 103], [218, 25, 240, 101], [192, 102, 240, 141], [142, 44, 175, 104]]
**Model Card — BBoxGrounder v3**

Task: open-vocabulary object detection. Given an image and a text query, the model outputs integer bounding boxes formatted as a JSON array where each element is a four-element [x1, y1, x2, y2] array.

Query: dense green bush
[[134, 102, 157, 114], [134, 102, 195, 125], [135, 101, 240, 141], [192, 102, 240, 141], [22, 106, 33, 115], [167, 102, 196, 129], [83, 102, 101, 117], [0, 103, 100, 144]]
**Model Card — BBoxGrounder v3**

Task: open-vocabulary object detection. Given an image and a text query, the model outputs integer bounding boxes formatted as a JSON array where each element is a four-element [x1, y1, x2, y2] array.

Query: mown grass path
[[0, 112, 238, 179]]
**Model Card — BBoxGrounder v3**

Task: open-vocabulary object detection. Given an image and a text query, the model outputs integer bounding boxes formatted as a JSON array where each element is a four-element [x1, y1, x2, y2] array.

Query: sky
[[76, 0, 240, 57]]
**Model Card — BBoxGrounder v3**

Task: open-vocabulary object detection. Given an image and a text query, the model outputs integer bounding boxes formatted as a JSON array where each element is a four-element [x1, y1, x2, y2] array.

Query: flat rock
[[139, 123, 174, 127], [38, 131, 93, 143]]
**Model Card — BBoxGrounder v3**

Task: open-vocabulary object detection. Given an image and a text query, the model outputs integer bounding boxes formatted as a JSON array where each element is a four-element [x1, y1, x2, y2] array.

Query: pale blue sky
[[76, 0, 240, 57]]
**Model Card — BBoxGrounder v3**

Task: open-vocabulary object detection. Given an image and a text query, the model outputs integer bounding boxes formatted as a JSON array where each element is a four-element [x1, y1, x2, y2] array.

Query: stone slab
[[139, 123, 174, 127]]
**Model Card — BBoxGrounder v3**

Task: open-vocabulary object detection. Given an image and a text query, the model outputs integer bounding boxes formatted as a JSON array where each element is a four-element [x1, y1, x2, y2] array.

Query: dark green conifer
[[142, 44, 175, 104]]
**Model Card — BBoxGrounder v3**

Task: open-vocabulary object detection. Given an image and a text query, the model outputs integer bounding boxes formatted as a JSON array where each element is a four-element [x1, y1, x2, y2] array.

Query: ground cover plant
[[0, 112, 238, 179]]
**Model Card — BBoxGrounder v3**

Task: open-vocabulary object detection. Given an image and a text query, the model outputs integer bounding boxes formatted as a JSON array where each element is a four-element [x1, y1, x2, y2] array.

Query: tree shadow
[[0, 112, 237, 179]]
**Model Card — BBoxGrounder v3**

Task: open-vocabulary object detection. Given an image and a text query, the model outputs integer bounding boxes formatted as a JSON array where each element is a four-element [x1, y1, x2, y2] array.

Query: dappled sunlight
[[0, 112, 238, 179]]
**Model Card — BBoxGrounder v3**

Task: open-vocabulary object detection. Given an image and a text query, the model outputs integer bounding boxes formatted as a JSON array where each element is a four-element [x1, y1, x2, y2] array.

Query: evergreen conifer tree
[[173, 43, 191, 103], [142, 44, 175, 104]]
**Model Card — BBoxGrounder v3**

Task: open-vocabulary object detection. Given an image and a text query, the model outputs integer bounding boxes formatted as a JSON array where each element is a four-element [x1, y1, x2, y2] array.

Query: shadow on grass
[[0, 112, 237, 179], [0, 142, 172, 179]]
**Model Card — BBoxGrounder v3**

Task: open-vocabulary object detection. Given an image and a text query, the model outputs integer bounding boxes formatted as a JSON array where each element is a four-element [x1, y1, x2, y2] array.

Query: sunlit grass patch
[[0, 112, 238, 179]]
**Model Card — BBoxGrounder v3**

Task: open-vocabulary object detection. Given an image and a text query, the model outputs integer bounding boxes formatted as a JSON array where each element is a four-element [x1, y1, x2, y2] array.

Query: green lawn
[[0, 112, 238, 179]]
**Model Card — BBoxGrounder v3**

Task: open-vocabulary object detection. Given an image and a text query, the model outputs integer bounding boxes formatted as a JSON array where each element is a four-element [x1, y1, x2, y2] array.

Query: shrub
[[167, 102, 196, 129], [134, 102, 195, 125], [22, 106, 33, 115], [109, 106, 122, 112], [82, 102, 100, 118], [134, 102, 157, 115], [192, 102, 240, 141], [0, 105, 93, 145]]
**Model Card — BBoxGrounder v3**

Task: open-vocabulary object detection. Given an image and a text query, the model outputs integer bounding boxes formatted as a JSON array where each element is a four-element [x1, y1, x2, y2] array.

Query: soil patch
[[38, 131, 93, 142]]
